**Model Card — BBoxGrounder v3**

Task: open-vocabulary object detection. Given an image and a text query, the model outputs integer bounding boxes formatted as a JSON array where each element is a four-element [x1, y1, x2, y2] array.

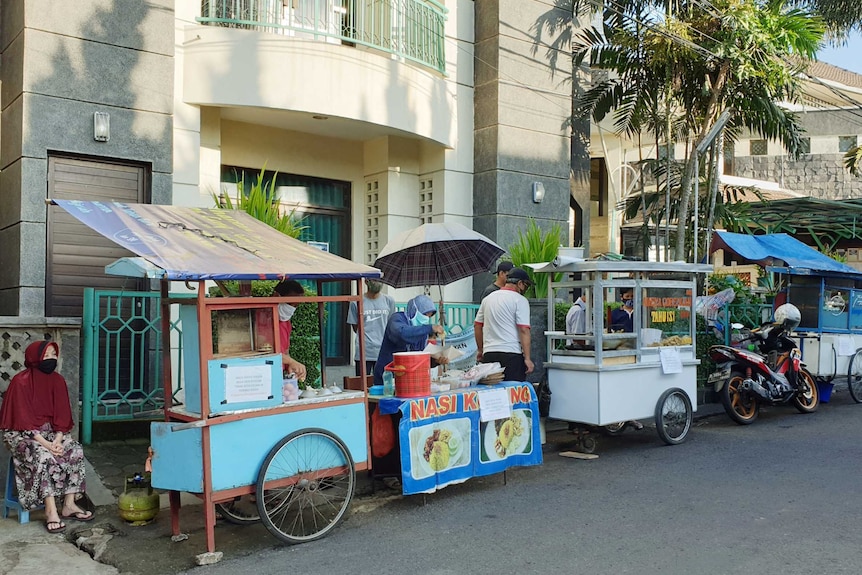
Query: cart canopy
[[52, 200, 382, 281], [710, 231, 862, 278]]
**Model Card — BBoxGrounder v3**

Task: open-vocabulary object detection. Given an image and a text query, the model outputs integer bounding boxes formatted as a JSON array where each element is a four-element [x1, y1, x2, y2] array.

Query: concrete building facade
[[0, 1, 579, 376]]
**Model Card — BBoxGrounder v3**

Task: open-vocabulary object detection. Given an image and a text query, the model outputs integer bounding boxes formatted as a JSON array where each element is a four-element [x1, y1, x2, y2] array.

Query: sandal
[[62, 510, 95, 522], [46, 520, 66, 534], [382, 477, 402, 490]]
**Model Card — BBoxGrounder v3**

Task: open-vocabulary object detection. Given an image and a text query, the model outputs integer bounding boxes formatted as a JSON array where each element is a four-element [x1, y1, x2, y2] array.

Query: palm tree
[[570, 0, 824, 261], [795, 0, 862, 32], [845, 145, 862, 176]]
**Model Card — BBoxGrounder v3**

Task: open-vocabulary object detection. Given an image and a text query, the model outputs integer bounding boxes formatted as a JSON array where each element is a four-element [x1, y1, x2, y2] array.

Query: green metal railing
[[198, 0, 447, 74], [706, 302, 775, 345], [395, 302, 478, 334], [81, 289, 195, 444]]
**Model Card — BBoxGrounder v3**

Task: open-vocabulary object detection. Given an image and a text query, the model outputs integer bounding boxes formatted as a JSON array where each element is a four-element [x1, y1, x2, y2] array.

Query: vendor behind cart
[[273, 280, 308, 383], [474, 267, 534, 381], [373, 295, 448, 386]]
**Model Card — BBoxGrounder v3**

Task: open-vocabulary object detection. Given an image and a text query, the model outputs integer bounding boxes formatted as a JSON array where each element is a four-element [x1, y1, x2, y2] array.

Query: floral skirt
[[3, 424, 87, 510]]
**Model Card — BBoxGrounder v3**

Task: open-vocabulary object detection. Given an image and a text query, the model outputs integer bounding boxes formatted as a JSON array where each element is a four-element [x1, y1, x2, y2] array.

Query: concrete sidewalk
[[0, 449, 118, 575]]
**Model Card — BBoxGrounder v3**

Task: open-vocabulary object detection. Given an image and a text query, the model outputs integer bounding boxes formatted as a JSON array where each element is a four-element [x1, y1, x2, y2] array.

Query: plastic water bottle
[[383, 371, 395, 397]]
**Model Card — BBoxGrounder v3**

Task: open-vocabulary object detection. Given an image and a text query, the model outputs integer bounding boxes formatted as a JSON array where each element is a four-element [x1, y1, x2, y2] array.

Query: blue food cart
[[710, 231, 862, 402], [51, 201, 382, 558]]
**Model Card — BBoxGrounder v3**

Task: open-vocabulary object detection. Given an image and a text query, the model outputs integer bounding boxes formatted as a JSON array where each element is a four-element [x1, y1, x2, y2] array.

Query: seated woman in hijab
[[372, 295, 449, 386], [0, 340, 93, 533]]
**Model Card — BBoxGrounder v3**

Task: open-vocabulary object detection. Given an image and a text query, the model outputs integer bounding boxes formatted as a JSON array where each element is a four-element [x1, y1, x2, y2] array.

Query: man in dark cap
[[474, 267, 534, 381], [479, 261, 514, 302]]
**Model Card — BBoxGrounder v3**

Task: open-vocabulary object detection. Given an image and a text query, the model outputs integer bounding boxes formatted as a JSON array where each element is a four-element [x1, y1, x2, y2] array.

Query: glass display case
[[537, 260, 711, 445]]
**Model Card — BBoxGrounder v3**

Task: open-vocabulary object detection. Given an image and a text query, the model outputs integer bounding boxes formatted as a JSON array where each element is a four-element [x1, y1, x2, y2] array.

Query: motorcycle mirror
[[731, 323, 744, 330]]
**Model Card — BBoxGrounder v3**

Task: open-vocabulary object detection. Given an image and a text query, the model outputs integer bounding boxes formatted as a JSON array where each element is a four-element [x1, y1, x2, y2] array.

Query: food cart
[[710, 231, 862, 402], [536, 260, 711, 450], [769, 269, 862, 402], [50, 200, 382, 560]]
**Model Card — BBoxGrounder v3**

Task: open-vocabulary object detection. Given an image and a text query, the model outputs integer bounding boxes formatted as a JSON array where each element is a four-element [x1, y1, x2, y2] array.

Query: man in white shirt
[[565, 293, 589, 349], [474, 267, 534, 381]]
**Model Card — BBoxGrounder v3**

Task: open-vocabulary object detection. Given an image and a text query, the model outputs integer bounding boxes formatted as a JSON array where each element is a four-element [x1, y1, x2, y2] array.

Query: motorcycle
[[707, 303, 819, 425]]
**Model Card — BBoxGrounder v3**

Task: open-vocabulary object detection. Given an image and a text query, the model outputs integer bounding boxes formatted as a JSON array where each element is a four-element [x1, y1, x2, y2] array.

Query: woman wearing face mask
[[273, 280, 308, 383], [0, 340, 93, 533], [372, 294, 448, 387]]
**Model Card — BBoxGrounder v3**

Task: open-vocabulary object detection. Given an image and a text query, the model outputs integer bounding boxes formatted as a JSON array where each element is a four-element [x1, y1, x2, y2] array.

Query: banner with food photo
[[397, 381, 543, 495]]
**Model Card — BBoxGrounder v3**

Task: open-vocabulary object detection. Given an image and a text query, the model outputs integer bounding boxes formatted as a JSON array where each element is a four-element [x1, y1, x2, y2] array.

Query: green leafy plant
[[214, 168, 307, 239], [708, 273, 761, 305], [208, 280, 278, 298], [287, 287, 327, 388], [696, 315, 720, 388], [507, 219, 564, 299]]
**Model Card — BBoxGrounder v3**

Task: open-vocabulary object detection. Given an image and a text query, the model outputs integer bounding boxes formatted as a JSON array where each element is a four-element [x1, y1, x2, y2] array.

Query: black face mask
[[38, 359, 58, 374]]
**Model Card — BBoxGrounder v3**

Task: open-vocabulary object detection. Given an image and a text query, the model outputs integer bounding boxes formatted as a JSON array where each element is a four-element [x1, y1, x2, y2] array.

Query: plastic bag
[[371, 408, 396, 458], [695, 288, 736, 318]]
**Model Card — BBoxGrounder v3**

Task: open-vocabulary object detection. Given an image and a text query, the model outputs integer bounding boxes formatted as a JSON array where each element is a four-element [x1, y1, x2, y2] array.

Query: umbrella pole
[[438, 284, 446, 374]]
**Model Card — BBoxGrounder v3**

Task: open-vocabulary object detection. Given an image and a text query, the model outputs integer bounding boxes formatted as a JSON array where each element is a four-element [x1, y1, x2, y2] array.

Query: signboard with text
[[389, 382, 543, 495]]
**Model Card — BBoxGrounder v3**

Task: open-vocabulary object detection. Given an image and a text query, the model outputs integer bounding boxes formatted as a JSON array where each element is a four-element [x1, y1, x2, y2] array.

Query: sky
[[817, 30, 862, 74]]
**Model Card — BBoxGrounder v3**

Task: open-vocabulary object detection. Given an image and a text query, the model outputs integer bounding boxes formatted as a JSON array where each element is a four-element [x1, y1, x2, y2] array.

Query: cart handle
[[170, 420, 207, 432]]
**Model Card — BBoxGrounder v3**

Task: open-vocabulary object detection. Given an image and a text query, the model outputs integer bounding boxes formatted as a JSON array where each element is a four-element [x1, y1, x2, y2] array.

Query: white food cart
[[536, 260, 711, 449]]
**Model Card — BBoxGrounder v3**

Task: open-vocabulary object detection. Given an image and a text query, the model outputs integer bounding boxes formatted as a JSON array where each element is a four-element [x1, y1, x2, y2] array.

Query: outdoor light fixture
[[532, 182, 545, 203], [93, 112, 110, 142]]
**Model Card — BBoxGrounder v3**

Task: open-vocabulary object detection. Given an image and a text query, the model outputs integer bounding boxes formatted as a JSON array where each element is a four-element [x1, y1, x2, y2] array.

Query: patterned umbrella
[[374, 222, 505, 288]]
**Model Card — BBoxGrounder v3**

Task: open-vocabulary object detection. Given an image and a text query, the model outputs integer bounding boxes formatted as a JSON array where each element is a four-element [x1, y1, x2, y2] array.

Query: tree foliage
[[570, 0, 824, 260]]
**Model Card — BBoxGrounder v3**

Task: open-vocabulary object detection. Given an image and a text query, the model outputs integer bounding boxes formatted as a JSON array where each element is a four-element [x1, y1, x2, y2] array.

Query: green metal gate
[[81, 289, 194, 444]]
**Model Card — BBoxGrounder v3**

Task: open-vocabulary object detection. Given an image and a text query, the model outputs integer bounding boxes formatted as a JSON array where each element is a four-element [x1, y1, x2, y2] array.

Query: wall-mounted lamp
[[531, 181, 545, 203], [93, 112, 110, 142]]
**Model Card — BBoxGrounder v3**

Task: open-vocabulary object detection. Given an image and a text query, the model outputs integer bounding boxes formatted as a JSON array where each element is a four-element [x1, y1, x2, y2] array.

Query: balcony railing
[[199, 0, 447, 74]]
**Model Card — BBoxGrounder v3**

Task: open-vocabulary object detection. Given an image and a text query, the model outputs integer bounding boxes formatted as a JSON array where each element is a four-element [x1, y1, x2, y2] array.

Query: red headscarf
[[0, 340, 73, 433]]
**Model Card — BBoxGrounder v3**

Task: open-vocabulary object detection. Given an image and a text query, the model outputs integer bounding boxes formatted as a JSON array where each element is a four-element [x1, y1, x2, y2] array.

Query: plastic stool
[[3, 457, 40, 524]]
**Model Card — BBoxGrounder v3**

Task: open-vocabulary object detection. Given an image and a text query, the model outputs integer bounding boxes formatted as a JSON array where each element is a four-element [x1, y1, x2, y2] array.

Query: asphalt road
[[170, 388, 862, 575]]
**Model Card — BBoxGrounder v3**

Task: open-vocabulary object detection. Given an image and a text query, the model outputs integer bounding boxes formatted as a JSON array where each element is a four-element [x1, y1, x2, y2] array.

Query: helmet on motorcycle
[[773, 303, 801, 332]]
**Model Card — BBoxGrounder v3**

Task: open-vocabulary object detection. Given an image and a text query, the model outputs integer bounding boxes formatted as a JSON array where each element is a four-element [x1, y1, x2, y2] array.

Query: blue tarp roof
[[710, 231, 862, 278], [52, 200, 383, 281]]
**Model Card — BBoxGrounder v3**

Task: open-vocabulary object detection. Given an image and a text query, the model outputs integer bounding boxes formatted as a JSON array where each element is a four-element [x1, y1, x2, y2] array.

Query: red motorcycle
[[707, 304, 819, 425]]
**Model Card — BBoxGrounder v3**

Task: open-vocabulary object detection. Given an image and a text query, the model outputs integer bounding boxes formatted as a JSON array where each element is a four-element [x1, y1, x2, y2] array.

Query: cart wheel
[[848, 349, 862, 403], [580, 435, 597, 454], [216, 496, 260, 525], [256, 428, 355, 544], [654, 388, 692, 445]]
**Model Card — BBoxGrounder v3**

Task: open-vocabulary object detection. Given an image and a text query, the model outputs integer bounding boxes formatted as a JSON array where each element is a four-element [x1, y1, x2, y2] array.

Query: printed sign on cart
[[397, 382, 543, 495], [224, 364, 273, 403]]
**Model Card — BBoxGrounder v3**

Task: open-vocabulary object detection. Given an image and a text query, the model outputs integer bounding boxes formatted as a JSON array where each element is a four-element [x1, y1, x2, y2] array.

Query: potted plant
[[507, 219, 565, 381], [507, 219, 563, 300]]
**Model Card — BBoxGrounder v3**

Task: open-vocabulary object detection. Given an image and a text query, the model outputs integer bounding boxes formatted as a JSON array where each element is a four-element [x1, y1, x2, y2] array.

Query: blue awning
[[710, 231, 862, 278], [52, 200, 383, 281]]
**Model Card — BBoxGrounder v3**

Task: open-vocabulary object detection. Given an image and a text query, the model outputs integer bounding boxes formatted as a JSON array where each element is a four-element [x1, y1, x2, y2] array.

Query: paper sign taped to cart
[[224, 364, 273, 403], [659, 347, 683, 374]]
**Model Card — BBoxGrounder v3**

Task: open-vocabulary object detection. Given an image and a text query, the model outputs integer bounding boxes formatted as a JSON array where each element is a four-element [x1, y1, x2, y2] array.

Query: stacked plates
[[478, 370, 505, 385]]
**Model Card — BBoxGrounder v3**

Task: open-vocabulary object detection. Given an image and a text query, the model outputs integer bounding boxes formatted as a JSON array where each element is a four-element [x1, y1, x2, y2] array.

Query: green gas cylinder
[[118, 473, 160, 524]]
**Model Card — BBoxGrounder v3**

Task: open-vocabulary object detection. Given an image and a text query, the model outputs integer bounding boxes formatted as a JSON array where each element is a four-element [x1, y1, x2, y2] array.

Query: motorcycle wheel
[[721, 371, 759, 425], [792, 369, 819, 413], [848, 349, 862, 403]]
